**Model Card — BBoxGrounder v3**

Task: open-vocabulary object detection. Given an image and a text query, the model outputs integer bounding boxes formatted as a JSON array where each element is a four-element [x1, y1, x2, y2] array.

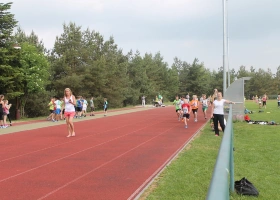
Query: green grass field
[[140, 100, 280, 200]]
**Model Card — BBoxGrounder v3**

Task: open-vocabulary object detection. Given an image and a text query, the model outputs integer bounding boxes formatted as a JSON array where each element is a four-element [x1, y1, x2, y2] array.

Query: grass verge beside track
[[140, 100, 280, 200]]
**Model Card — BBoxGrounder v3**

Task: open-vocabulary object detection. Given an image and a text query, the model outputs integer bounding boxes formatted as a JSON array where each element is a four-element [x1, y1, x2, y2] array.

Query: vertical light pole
[[227, 0, 230, 87], [13, 44, 21, 120], [223, 0, 228, 93]]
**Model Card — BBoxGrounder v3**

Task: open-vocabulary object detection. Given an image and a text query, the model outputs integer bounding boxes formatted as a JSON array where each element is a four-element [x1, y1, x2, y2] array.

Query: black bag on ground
[[235, 177, 259, 196]]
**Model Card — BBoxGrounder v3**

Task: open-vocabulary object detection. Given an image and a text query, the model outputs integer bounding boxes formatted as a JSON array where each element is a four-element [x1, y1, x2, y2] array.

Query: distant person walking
[[141, 95, 146, 107], [211, 92, 234, 136], [104, 98, 108, 116], [63, 88, 76, 137], [89, 97, 95, 116], [0, 95, 5, 128], [278, 94, 280, 108]]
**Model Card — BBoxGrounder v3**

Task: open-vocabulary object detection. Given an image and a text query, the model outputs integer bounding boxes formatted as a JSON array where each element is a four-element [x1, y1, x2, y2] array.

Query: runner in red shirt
[[181, 99, 191, 129]]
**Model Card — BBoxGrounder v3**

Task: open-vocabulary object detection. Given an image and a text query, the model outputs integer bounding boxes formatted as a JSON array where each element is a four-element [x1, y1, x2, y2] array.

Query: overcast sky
[[4, 0, 280, 73]]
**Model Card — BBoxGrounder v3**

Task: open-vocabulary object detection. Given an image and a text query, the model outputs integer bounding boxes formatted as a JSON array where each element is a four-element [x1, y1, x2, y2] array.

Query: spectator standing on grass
[[158, 94, 163, 104], [104, 98, 108, 116], [54, 97, 61, 122], [0, 95, 4, 128], [255, 95, 258, 104], [60, 98, 65, 120], [63, 88, 76, 137], [262, 94, 267, 109], [141, 95, 146, 107], [90, 97, 95, 116], [76, 96, 83, 118], [4, 99, 12, 126], [211, 92, 234, 136], [278, 94, 280, 108], [258, 97, 262, 109], [81, 97, 88, 117], [47, 97, 55, 121], [3, 99, 11, 128]]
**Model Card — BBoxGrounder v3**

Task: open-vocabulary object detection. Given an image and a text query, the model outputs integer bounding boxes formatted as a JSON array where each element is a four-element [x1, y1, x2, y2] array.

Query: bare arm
[[224, 100, 235, 104], [72, 96, 76, 105], [211, 103, 214, 117]]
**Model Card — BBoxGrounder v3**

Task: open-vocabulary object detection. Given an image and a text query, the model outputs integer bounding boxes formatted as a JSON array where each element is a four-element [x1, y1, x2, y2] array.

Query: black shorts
[[263, 101, 266, 106], [192, 108, 198, 114], [49, 110, 54, 114], [176, 109, 181, 112], [104, 107, 108, 111], [183, 113, 190, 119], [77, 107, 82, 112], [62, 109, 65, 114], [91, 107, 95, 111]]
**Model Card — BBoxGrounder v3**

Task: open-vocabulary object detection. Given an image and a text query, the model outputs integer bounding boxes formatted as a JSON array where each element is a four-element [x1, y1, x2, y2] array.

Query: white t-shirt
[[55, 100, 61, 109], [213, 99, 226, 115], [202, 99, 208, 107], [179, 100, 184, 109], [83, 100, 88, 109]]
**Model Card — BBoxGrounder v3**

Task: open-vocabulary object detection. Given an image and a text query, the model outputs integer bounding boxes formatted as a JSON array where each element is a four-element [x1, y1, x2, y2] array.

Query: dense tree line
[[1, 3, 280, 118]]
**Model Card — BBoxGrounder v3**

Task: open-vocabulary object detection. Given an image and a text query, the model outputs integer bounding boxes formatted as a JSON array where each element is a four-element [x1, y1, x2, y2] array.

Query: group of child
[[47, 96, 109, 122], [0, 94, 12, 128], [173, 94, 209, 128], [252, 94, 268, 109]]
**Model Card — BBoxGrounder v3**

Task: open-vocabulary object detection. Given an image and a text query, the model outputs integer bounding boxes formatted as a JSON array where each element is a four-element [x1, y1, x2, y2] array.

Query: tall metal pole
[[223, 0, 227, 93], [227, 0, 230, 87]]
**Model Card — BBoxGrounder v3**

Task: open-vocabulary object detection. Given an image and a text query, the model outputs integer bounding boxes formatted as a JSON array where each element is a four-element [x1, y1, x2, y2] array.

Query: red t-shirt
[[182, 103, 191, 114]]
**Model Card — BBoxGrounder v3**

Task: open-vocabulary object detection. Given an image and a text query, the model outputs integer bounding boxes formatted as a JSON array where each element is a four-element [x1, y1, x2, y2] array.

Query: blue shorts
[[55, 109, 61, 114]]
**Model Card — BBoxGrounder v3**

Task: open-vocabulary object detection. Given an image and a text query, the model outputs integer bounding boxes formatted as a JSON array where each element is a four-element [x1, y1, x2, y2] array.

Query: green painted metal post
[[206, 104, 235, 200], [230, 110, 235, 192]]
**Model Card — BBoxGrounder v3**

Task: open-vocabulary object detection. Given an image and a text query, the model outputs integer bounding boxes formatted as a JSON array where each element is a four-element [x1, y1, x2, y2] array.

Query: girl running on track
[[173, 96, 181, 121], [181, 99, 191, 128], [190, 95, 199, 122], [63, 88, 76, 137]]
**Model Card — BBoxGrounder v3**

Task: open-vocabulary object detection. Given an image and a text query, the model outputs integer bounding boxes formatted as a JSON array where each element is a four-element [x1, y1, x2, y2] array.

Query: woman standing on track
[[211, 92, 234, 136], [63, 88, 76, 137]]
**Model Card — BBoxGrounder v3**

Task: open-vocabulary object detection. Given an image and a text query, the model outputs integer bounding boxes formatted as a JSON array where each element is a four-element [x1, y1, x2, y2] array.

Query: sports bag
[[235, 177, 259, 196]]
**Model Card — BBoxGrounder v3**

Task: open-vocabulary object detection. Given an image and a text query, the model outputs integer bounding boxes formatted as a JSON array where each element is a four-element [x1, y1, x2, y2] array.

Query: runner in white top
[[211, 92, 234, 136], [64, 88, 76, 137], [201, 94, 208, 119]]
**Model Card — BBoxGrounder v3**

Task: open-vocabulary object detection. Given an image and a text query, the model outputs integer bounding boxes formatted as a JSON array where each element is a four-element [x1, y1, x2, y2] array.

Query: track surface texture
[[0, 106, 208, 200]]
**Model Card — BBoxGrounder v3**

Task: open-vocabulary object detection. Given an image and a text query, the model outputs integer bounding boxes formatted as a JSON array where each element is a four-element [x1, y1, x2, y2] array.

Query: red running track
[[0, 106, 209, 200]]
